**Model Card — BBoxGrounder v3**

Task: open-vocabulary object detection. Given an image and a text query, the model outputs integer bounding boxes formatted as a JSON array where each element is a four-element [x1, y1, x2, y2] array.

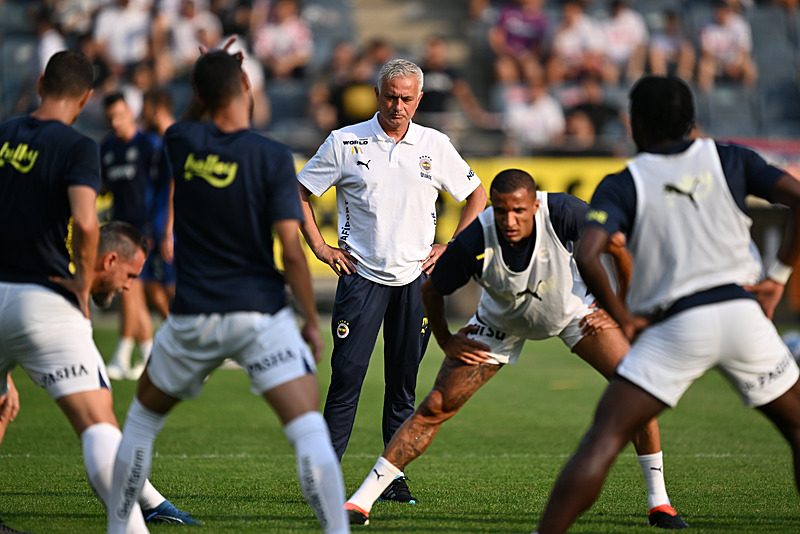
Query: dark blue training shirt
[[100, 130, 157, 233], [143, 131, 171, 241], [0, 116, 101, 302], [165, 121, 303, 314], [432, 192, 588, 296]]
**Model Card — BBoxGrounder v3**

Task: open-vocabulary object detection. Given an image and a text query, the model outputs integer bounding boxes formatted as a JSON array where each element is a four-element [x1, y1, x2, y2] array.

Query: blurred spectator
[[546, 1, 613, 85], [121, 61, 157, 119], [648, 9, 695, 82], [601, 0, 648, 84], [164, 0, 224, 79], [562, 72, 626, 155], [503, 73, 565, 155], [309, 41, 359, 132], [210, 0, 254, 38], [487, 0, 549, 84], [416, 36, 489, 129], [364, 38, 396, 82], [331, 54, 378, 127], [36, 6, 67, 75], [253, 0, 313, 79], [697, 0, 758, 91], [93, 0, 153, 79], [223, 36, 272, 129]]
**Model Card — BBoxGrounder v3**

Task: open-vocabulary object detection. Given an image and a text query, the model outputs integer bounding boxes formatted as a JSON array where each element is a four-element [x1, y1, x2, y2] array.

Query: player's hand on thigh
[[744, 278, 785, 320], [0, 375, 20, 424], [443, 325, 492, 365], [579, 305, 620, 336]]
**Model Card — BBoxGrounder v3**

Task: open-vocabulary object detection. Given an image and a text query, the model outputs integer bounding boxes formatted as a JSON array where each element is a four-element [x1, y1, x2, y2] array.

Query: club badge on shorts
[[336, 320, 350, 339]]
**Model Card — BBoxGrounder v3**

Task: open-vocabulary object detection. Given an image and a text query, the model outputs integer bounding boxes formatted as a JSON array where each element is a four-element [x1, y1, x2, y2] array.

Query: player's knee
[[417, 389, 457, 424]]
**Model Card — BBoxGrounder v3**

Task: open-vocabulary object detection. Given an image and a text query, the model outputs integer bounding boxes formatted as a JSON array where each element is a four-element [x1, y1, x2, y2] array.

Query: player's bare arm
[[421, 185, 487, 274], [276, 219, 323, 361], [161, 179, 175, 264], [382, 356, 501, 469], [421, 277, 491, 365], [606, 231, 632, 299], [745, 173, 800, 319], [297, 182, 357, 276], [52, 185, 99, 318], [577, 226, 647, 341]]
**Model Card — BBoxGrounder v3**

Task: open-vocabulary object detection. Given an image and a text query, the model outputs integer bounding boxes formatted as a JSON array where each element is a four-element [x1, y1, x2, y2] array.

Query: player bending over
[[345, 169, 687, 529]]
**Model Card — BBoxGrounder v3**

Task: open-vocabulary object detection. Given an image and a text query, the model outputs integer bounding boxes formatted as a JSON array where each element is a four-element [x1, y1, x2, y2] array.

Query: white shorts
[[466, 295, 596, 365], [0, 282, 110, 400], [618, 299, 800, 408], [147, 307, 316, 399]]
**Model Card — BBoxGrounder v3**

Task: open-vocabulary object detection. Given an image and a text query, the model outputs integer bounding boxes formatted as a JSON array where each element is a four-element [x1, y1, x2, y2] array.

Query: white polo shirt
[[298, 113, 481, 286]]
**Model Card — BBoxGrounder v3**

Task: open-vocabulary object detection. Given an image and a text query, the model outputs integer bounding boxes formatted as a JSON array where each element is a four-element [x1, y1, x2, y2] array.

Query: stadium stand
[[0, 0, 798, 153]]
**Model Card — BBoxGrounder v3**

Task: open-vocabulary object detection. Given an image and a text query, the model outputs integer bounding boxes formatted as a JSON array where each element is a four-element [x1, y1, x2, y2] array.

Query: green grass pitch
[[1, 324, 797, 533]]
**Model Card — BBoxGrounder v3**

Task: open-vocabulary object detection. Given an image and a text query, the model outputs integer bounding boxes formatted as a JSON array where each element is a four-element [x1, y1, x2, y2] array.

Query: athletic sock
[[638, 451, 670, 510], [110, 337, 135, 370], [81, 422, 121, 506], [82, 422, 149, 534], [108, 398, 166, 534], [138, 339, 153, 365], [347, 456, 402, 514], [138, 480, 165, 510], [283, 411, 349, 534]]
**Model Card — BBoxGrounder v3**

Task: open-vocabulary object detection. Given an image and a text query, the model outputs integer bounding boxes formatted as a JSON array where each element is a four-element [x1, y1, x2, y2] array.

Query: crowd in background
[[6, 0, 800, 158]]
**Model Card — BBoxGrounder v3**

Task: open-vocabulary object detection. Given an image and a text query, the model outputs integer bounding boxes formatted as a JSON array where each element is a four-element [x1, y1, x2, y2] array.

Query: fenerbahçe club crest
[[337, 320, 350, 339]]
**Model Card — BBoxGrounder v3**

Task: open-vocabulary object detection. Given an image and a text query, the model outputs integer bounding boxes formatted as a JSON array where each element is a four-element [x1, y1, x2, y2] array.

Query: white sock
[[82, 423, 149, 534], [111, 337, 135, 370], [138, 339, 153, 365], [138, 479, 165, 510], [108, 397, 166, 534], [81, 422, 121, 507], [638, 451, 670, 510], [283, 411, 348, 534], [347, 456, 402, 515]]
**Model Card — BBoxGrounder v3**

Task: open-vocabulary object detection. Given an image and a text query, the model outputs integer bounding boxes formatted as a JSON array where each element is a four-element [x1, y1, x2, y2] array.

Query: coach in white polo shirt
[[298, 58, 487, 501]]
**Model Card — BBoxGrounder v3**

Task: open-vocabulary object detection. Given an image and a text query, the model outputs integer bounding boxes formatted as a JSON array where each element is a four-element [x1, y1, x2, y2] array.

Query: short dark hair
[[143, 87, 173, 112], [490, 169, 537, 197], [191, 51, 244, 112], [40, 51, 93, 98], [99, 221, 148, 261], [629, 75, 695, 142], [103, 91, 126, 109]]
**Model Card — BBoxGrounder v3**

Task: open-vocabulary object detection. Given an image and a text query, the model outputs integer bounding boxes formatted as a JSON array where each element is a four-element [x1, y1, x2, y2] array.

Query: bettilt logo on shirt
[[183, 152, 238, 188], [0, 141, 39, 173]]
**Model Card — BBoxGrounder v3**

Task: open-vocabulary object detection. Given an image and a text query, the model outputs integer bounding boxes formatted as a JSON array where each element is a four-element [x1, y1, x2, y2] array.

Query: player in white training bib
[[536, 75, 800, 534], [344, 169, 687, 529]]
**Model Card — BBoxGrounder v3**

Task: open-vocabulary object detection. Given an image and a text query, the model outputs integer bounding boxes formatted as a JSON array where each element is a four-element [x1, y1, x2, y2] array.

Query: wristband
[[315, 244, 326, 256], [767, 259, 793, 285]]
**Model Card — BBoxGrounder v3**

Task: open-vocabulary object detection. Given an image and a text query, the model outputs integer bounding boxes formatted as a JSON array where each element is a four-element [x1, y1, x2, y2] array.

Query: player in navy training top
[[101, 92, 157, 380], [107, 49, 349, 534], [139, 88, 176, 321], [536, 75, 800, 534], [0, 51, 191, 534]]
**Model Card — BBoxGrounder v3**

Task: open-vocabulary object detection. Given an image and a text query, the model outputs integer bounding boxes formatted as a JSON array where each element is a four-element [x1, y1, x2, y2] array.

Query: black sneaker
[[0, 518, 30, 534], [647, 505, 689, 529], [346, 507, 369, 525], [377, 476, 418, 504]]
